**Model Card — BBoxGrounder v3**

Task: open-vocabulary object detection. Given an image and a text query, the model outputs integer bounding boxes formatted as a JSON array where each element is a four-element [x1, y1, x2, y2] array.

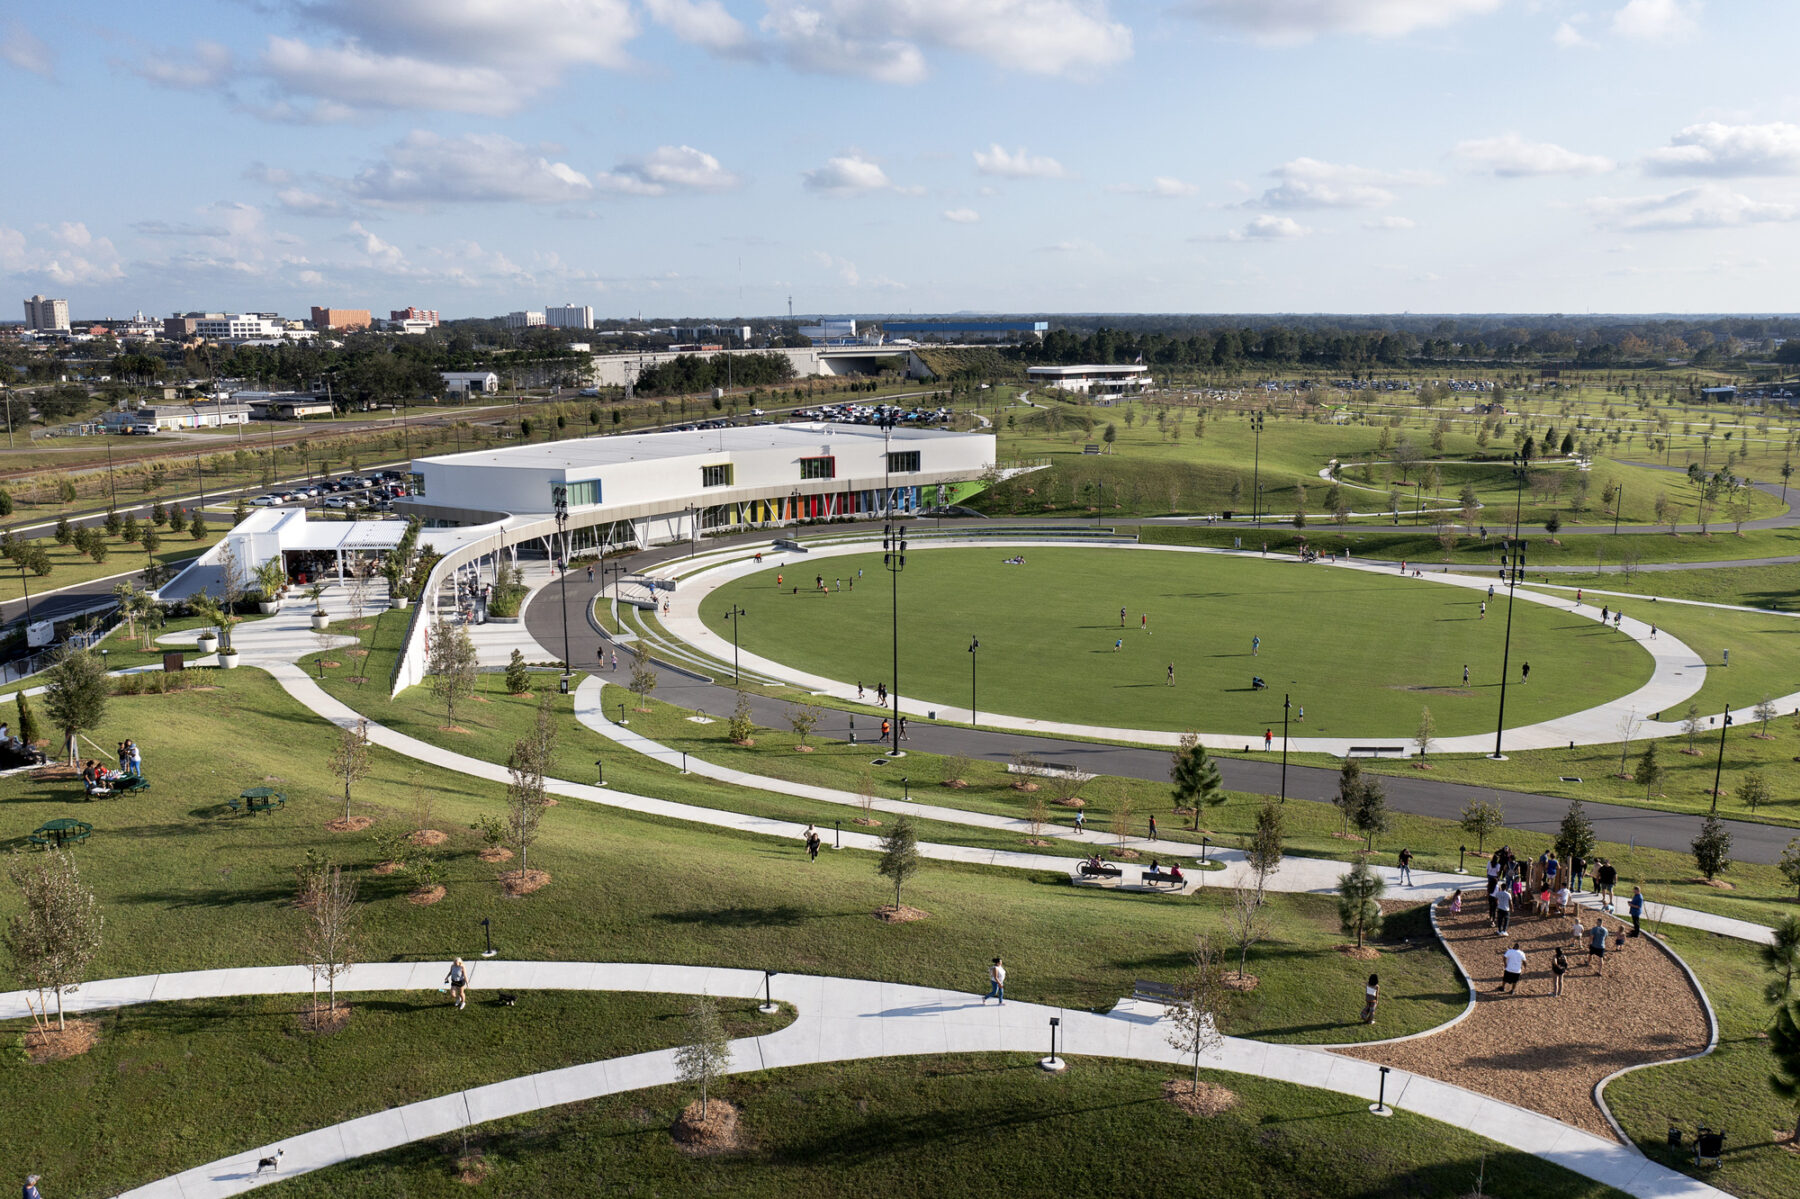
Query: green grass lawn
[[0, 991, 786, 1199], [273, 1055, 1629, 1199], [1527, 564, 1800, 611], [698, 547, 1654, 738], [0, 671, 1463, 1042], [1604, 929, 1800, 1199]]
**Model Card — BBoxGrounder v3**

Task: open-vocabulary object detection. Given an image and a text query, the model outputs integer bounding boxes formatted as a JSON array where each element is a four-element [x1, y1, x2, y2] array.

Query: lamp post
[[968, 635, 979, 727], [104, 432, 117, 512], [1200, 835, 1210, 864], [595, 757, 604, 786], [1249, 413, 1264, 526], [1280, 692, 1290, 804], [723, 604, 748, 683], [195, 454, 207, 517], [883, 518, 907, 756], [552, 486, 572, 694], [760, 969, 779, 1014], [1709, 705, 1733, 814], [1613, 484, 1623, 536], [617, 702, 626, 726], [1040, 1015, 1066, 1072], [1491, 456, 1527, 760], [1370, 1065, 1392, 1116], [480, 917, 496, 958]]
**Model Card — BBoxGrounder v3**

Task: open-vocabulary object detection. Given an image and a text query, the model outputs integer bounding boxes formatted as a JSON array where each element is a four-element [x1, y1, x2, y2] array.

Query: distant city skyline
[[3, 1, 1797, 317]]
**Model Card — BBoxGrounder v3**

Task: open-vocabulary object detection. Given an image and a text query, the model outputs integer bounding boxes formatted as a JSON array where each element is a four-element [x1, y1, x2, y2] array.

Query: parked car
[[322, 496, 356, 509], [250, 494, 280, 506]]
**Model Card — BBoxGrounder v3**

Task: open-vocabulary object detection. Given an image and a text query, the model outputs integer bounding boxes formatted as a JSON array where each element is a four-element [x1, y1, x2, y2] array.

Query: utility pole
[[1249, 412, 1264, 526]]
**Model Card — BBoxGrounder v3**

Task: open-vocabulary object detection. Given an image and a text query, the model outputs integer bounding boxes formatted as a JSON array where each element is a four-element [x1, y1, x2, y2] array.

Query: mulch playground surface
[[1340, 898, 1709, 1141]]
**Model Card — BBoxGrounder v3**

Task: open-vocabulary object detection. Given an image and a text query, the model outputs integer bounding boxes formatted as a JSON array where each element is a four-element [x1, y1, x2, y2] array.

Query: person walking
[[1296, 705, 1304, 722], [1263, 729, 1273, 751], [881, 719, 891, 742], [1251, 635, 1261, 656], [24, 1175, 43, 1199], [807, 831, 820, 863], [1551, 947, 1569, 996], [1588, 921, 1609, 975], [1167, 661, 1175, 686], [1141, 613, 1148, 632], [898, 716, 908, 741], [1520, 661, 1530, 684], [984, 957, 1006, 1005], [1494, 883, 1513, 936], [1479, 601, 1486, 620], [1571, 853, 1587, 893], [445, 958, 468, 1010], [587, 564, 594, 583], [1147, 815, 1158, 841], [1629, 887, 1645, 937], [1496, 944, 1527, 994], [1595, 858, 1617, 912], [1463, 664, 1470, 686], [1114, 638, 1123, 653], [1397, 848, 1414, 887], [1074, 809, 1086, 834], [1120, 606, 1127, 627], [1360, 974, 1379, 1024], [610, 649, 618, 672]]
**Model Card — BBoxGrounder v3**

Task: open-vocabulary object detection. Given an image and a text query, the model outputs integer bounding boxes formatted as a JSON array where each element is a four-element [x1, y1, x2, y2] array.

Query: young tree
[[1350, 774, 1390, 850], [1554, 800, 1597, 866], [1026, 796, 1049, 838], [504, 648, 530, 695], [1337, 859, 1386, 950], [1757, 695, 1779, 737], [1224, 886, 1270, 981], [506, 735, 550, 880], [1459, 799, 1504, 854], [1762, 916, 1800, 1005], [43, 646, 108, 764], [1635, 741, 1664, 799], [629, 661, 659, 709], [727, 690, 755, 745], [1738, 771, 1771, 813], [296, 861, 361, 1017], [1681, 704, 1705, 753], [1170, 733, 1225, 831], [1691, 814, 1733, 882], [426, 617, 478, 727], [674, 994, 733, 1121], [1165, 933, 1225, 1094], [2, 852, 103, 1030], [16, 690, 42, 748], [1782, 836, 1800, 900], [326, 719, 372, 822], [1615, 711, 1643, 778], [1415, 706, 1436, 760], [1245, 803, 1284, 900], [877, 814, 920, 912], [788, 701, 822, 748]]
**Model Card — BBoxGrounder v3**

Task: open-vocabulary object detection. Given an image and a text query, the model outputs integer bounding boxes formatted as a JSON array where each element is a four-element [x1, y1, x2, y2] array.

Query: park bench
[[26, 833, 50, 849], [1141, 869, 1181, 888], [1077, 861, 1123, 878], [1132, 980, 1180, 1005], [1346, 745, 1406, 758]]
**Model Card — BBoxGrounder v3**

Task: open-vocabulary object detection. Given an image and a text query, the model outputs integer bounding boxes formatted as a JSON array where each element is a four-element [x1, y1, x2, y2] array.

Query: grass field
[[275, 1055, 1630, 1199], [698, 546, 1653, 737], [0, 991, 787, 1199]]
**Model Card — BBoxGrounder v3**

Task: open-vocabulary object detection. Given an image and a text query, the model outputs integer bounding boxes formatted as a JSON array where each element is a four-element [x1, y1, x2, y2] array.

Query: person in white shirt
[[984, 957, 1006, 1005], [1496, 945, 1527, 994]]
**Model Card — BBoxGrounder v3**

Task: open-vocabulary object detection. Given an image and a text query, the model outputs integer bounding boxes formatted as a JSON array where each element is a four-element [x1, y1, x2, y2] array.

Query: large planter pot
[[196, 634, 219, 655], [219, 649, 240, 670], [392, 596, 410, 610], [311, 613, 331, 631], [258, 601, 279, 614]]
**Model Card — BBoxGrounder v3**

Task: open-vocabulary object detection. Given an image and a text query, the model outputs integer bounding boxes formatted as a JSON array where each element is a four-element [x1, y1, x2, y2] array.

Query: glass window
[[887, 451, 921, 473], [701, 464, 734, 488], [800, 456, 835, 480], [560, 480, 599, 506]]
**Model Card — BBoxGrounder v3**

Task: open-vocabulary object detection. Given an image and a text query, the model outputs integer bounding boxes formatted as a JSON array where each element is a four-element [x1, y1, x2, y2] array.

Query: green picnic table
[[230, 787, 286, 815], [30, 818, 93, 849]]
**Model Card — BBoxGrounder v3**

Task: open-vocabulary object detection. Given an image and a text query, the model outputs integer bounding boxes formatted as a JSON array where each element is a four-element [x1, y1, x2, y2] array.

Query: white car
[[322, 497, 356, 510], [250, 495, 280, 506]]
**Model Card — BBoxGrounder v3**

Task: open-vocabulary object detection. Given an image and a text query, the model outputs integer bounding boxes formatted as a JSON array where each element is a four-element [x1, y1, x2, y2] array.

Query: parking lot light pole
[[968, 636, 979, 727], [884, 518, 907, 756], [723, 604, 747, 683], [1491, 456, 1526, 760], [1709, 706, 1733, 814], [1249, 413, 1264, 526], [552, 486, 572, 693]]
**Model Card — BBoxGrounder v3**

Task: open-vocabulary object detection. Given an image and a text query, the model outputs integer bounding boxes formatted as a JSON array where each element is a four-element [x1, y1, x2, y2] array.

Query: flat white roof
[[413, 421, 964, 472], [1026, 364, 1150, 377], [235, 507, 407, 551]]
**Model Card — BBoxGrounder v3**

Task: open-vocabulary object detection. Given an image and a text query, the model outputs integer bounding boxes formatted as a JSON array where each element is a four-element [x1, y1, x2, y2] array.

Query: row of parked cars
[[791, 402, 952, 426], [250, 471, 409, 511]]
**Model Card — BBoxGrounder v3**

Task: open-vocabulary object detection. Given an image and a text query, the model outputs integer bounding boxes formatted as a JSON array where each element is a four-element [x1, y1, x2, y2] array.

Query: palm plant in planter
[[382, 557, 409, 609], [308, 582, 331, 630], [188, 592, 239, 665], [253, 559, 286, 613]]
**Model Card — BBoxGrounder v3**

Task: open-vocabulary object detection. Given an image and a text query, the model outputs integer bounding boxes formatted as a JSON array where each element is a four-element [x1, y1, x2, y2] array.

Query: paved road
[[527, 536, 1797, 865]]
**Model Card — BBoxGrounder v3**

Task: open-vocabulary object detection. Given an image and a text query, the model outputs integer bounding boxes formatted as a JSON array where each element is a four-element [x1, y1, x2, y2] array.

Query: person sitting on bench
[[1168, 863, 1185, 884]]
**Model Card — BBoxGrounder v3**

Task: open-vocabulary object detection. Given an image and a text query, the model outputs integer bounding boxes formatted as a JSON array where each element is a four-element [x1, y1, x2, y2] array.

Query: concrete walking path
[[0, 962, 1731, 1199]]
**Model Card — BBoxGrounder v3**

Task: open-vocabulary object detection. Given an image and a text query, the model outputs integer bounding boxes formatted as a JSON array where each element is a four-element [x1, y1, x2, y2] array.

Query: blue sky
[[3, 0, 1797, 319]]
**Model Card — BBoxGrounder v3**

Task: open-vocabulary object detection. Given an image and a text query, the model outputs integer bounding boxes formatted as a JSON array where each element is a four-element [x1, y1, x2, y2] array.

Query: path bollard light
[[595, 758, 604, 786], [682, 751, 688, 774], [760, 970, 779, 1014], [1040, 1016, 1066, 1072], [1369, 1065, 1392, 1116], [1200, 836, 1210, 864], [617, 702, 627, 726], [1458, 845, 1468, 874], [480, 917, 496, 958], [834, 819, 840, 849], [317, 657, 326, 679], [902, 776, 909, 802]]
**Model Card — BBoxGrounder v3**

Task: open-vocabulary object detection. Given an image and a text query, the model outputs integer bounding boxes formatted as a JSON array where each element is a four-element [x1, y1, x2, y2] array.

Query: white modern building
[[1026, 364, 1152, 396], [102, 401, 250, 433], [441, 371, 500, 396], [400, 423, 996, 554], [194, 314, 287, 341], [545, 304, 593, 329], [504, 311, 546, 329], [162, 507, 410, 600], [23, 294, 71, 332]]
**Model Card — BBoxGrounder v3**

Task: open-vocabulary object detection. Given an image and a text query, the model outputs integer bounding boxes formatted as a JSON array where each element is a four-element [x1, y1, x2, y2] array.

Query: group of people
[[1001, 555, 1027, 565], [82, 740, 142, 789], [801, 824, 824, 861], [1458, 843, 1646, 998]]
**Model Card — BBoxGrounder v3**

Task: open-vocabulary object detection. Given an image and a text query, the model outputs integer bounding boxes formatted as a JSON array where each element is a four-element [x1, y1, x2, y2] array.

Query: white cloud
[[127, 40, 232, 89], [347, 221, 406, 268], [1453, 134, 1614, 177], [350, 132, 595, 206], [1239, 214, 1310, 239], [1611, 0, 1699, 42], [276, 188, 347, 217], [595, 145, 741, 195], [2, 20, 54, 77], [1180, 0, 1502, 43], [1364, 215, 1415, 230], [973, 144, 1068, 179], [942, 207, 981, 222], [761, 5, 928, 83], [1552, 20, 1591, 48], [802, 152, 897, 193], [0, 220, 124, 285], [1110, 176, 1199, 197], [642, 0, 752, 53], [261, 37, 527, 118], [1587, 184, 1799, 231], [1646, 122, 1800, 177], [303, 0, 637, 71], [1250, 157, 1434, 208]]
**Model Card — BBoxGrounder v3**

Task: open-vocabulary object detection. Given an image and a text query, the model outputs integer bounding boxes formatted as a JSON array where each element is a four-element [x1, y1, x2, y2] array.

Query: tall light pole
[[723, 604, 747, 684], [968, 636, 979, 727], [552, 485, 572, 693], [1491, 456, 1527, 760], [1709, 705, 1733, 814], [1280, 692, 1290, 804], [883, 518, 906, 755], [1249, 412, 1264, 526], [104, 433, 118, 512], [1613, 484, 1624, 536]]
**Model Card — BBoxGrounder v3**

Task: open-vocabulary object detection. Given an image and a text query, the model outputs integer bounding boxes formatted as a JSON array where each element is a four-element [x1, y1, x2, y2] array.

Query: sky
[[3, 0, 1799, 320]]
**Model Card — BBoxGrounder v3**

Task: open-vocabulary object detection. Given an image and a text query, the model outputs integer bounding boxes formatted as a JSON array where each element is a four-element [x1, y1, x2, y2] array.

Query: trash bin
[[162, 652, 185, 673]]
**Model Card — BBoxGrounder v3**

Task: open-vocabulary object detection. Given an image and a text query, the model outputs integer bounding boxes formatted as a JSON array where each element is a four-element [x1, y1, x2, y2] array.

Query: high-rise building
[[545, 304, 593, 329], [310, 306, 372, 331], [505, 310, 546, 329], [22, 294, 70, 332], [389, 307, 440, 326]]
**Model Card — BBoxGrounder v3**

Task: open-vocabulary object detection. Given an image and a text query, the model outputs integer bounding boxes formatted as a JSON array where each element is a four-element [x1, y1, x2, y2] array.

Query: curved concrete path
[[0, 962, 1733, 1199]]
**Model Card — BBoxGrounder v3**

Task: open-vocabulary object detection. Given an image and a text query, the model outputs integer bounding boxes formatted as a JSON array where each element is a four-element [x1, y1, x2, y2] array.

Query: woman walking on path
[[1360, 974, 1379, 1024], [445, 958, 468, 1010], [984, 957, 1006, 1005], [1551, 948, 1569, 996], [1397, 848, 1413, 887]]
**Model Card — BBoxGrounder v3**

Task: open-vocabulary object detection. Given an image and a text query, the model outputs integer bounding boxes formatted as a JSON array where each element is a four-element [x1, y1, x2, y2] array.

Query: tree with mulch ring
[[876, 815, 922, 921], [673, 995, 736, 1153], [1164, 1078, 1238, 1116], [672, 1098, 743, 1156], [408, 829, 448, 847], [500, 869, 550, 896], [4, 850, 103, 1048], [326, 816, 374, 833], [875, 905, 929, 923]]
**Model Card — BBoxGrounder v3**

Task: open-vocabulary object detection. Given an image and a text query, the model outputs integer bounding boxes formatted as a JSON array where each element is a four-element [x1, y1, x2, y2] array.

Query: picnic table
[[229, 787, 286, 815], [30, 818, 93, 848]]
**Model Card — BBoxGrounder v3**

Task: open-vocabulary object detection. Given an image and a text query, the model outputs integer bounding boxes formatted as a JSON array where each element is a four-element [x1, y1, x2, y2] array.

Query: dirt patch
[[30, 765, 80, 782], [1012, 781, 1040, 792], [477, 847, 514, 864], [1114, 848, 1142, 861], [794, 745, 815, 753], [1024, 838, 1053, 847], [672, 1099, 743, 1156], [852, 816, 883, 827], [371, 861, 402, 876], [1163, 1079, 1238, 1117], [1221, 971, 1260, 992], [542, 798, 558, 807], [1339, 906, 1709, 1141], [469, 695, 491, 703], [318, 660, 343, 669], [874, 904, 928, 923], [500, 868, 550, 896], [1336, 944, 1381, 961], [1054, 796, 1086, 808], [24, 1019, 97, 1062], [1775, 1129, 1800, 1154], [942, 779, 967, 789], [1331, 832, 1367, 843], [733, 738, 757, 748], [437, 725, 472, 735], [408, 885, 447, 906], [456, 1153, 492, 1185], [326, 816, 374, 833], [297, 1004, 352, 1034], [1393, 685, 1477, 698], [408, 829, 448, 847], [346, 677, 369, 685], [1692, 878, 1735, 889]]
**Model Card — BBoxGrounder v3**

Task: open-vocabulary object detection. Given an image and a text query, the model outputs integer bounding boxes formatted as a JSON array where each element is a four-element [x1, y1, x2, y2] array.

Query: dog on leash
[[496, 992, 518, 1007], [255, 1149, 284, 1176]]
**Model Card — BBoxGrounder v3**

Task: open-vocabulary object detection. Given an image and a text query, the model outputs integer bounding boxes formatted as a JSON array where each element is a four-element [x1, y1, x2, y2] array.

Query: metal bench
[[1132, 979, 1180, 1005], [1346, 745, 1406, 758], [1077, 862, 1123, 878]]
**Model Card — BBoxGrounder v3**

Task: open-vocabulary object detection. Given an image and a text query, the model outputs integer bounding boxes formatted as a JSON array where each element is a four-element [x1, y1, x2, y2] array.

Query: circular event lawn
[[700, 547, 1654, 738]]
